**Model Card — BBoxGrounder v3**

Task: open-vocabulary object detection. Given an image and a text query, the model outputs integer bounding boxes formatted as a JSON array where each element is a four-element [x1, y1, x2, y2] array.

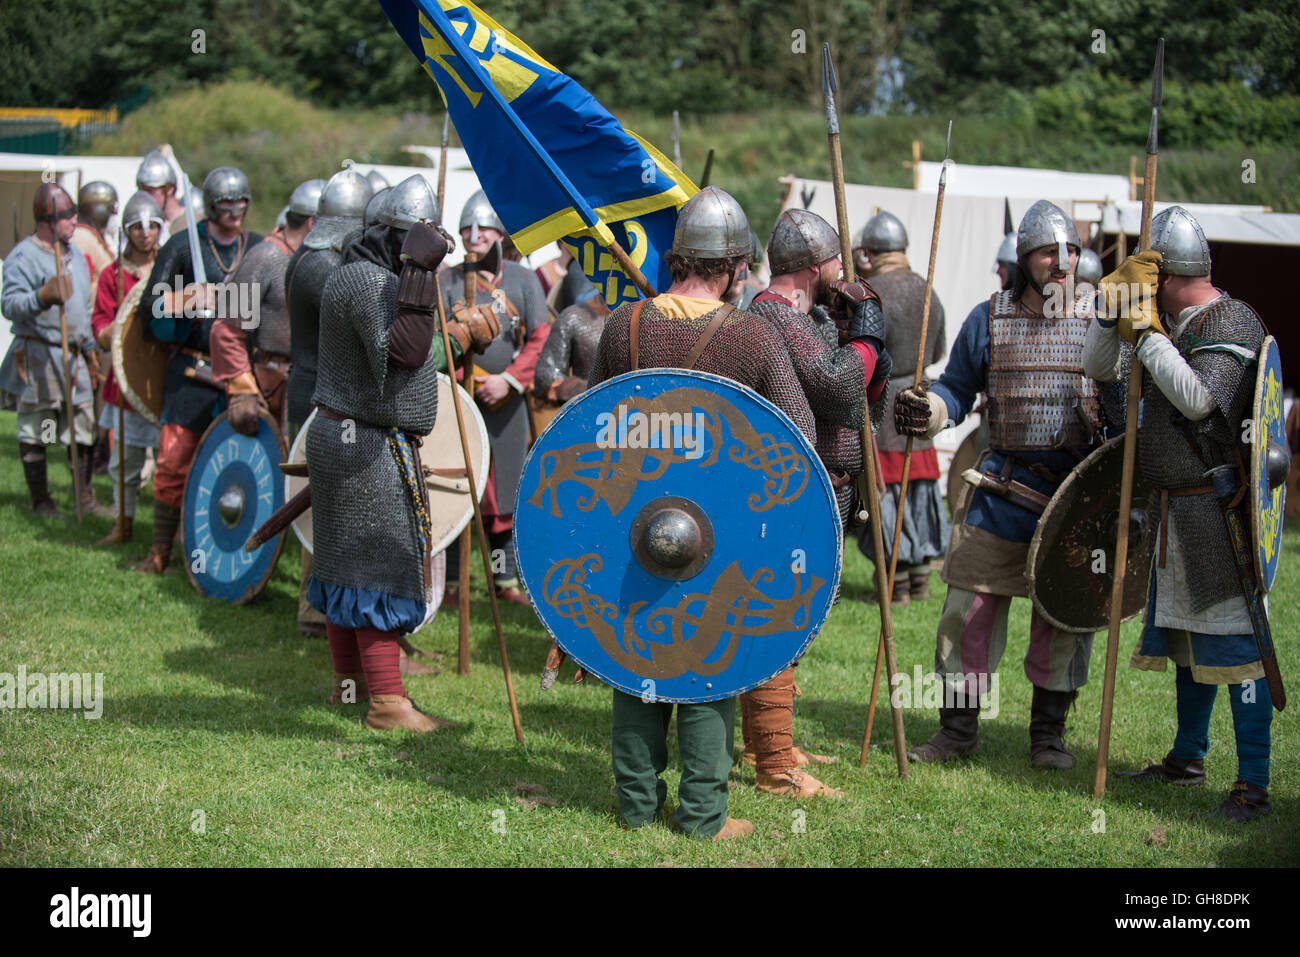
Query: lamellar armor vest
[[986, 288, 1100, 453]]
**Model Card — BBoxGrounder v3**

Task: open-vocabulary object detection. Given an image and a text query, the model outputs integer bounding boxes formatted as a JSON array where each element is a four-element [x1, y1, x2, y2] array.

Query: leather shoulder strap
[[684, 303, 734, 370], [629, 298, 647, 371]]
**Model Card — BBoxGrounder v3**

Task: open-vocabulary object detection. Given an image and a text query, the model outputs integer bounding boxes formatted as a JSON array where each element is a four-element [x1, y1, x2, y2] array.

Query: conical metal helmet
[[275, 205, 289, 230], [121, 190, 164, 231], [859, 210, 907, 253], [202, 166, 251, 220], [1016, 199, 1080, 262], [363, 187, 391, 228], [136, 149, 177, 189], [1076, 248, 1103, 285], [379, 175, 439, 231], [766, 208, 840, 275], [78, 180, 118, 228], [995, 232, 1018, 266], [672, 186, 751, 259], [288, 178, 326, 217], [1148, 206, 1211, 276], [306, 169, 373, 250], [365, 170, 390, 193], [458, 189, 504, 234]]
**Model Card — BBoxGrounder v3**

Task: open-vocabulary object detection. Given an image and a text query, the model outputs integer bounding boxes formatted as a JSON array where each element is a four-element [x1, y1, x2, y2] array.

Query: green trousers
[[611, 690, 734, 839]]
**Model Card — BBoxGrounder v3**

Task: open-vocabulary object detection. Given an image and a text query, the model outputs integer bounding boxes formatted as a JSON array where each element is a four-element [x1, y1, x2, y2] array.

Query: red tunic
[[92, 264, 142, 409]]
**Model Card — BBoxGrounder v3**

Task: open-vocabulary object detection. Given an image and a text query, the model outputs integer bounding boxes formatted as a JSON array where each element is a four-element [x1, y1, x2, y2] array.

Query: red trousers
[[153, 422, 201, 508]]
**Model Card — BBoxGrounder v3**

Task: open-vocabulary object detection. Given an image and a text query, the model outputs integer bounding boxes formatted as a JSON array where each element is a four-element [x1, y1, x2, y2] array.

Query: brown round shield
[[111, 279, 169, 428], [1026, 436, 1158, 634], [287, 373, 490, 556]]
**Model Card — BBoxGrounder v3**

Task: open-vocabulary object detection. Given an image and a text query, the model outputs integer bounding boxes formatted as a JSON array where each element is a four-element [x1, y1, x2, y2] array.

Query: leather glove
[[1099, 250, 1167, 344], [554, 375, 587, 402], [38, 274, 73, 307], [400, 221, 454, 271], [448, 301, 502, 354], [869, 343, 893, 393], [894, 383, 948, 438], [227, 391, 264, 436], [828, 279, 885, 350]]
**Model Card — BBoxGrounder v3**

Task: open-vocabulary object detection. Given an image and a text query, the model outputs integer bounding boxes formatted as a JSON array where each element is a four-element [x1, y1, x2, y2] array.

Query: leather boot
[[96, 516, 134, 546], [328, 672, 369, 705], [136, 502, 180, 573], [20, 443, 60, 517], [364, 694, 456, 732], [1029, 686, 1077, 769], [1113, 750, 1206, 786], [76, 444, 114, 518], [742, 744, 837, 768], [1206, 780, 1271, 822], [909, 574, 930, 602], [712, 817, 754, 842], [891, 575, 910, 606], [907, 706, 979, 762]]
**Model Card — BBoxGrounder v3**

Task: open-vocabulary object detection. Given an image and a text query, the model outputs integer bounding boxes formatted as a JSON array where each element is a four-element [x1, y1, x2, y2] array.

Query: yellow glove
[[1098, 250, 1167, 345]]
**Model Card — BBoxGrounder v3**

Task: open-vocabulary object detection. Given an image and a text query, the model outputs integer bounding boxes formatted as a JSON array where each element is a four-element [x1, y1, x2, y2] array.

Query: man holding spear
[[1087, 206, 1278, 820], [743, 206, 893, 797], [895, 198, 1105, 769], [1, 184, 102, 519]]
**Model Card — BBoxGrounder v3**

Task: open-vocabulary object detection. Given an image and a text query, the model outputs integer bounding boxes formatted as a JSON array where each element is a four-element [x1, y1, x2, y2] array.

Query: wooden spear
[[699, 147, 715, 188], [861, 121, 951, 761], [436, 261, 523, 741], [115, 227, 126, 533], [822, 43, 907, 778], [53, 232, 83, 522], [436, 113, 450, 214], [1094, 37, 1164, 800]]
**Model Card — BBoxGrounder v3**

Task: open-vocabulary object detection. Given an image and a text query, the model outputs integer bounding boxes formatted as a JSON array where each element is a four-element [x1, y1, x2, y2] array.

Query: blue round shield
[[183, 411, 287, 603], [514, 369, 842, 703], [1253, 336, 1286, 591]]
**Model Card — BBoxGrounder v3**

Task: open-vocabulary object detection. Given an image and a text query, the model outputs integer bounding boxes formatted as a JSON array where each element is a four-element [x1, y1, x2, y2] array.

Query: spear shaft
[[822, 43, 907, 778], [1094, 37, 1164, 800]]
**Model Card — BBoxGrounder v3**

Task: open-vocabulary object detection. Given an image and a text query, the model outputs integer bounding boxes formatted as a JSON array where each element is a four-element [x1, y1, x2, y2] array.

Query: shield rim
[[284, 374, 490, 555], [1026, 435, 1156, 634], [183, 410, 288, 604], [1252, 335, 1285, 591], [512, 366, 843, 703], [110, 279, 166, 428]]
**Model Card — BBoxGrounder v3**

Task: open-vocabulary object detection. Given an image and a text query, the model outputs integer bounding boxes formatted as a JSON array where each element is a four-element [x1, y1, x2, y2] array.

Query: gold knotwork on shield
[[526, 386, 808, 518], [542, 554, 825, 681]]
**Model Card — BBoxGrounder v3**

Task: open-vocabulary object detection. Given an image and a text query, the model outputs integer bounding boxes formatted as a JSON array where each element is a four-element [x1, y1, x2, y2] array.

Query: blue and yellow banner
[[378, 0, 697, 306]]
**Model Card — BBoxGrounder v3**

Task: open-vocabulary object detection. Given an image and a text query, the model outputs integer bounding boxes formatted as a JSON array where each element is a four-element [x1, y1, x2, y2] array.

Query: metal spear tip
[[1152, 37, 1165, 108], [943, 120, 953, 163], [821, 43, 837, 95]]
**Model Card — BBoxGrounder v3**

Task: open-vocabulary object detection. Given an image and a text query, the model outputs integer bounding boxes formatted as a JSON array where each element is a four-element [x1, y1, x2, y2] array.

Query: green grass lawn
[[0, 410, 1295, 867]]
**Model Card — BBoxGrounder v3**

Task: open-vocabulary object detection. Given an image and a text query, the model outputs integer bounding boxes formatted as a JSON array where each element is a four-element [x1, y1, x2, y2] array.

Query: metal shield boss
[[183, 412, 287, 603], [285, 374, 489, 557], [515, 369, 842, 703], [110, 280, 169, 428], [1252, 336, 1286, 591], [1027, 436, 1158, 633]]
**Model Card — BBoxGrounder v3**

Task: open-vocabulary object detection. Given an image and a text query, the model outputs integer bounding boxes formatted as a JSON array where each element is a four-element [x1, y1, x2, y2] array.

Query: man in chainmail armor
[[532, 275, 608, 406], [895, 199, 1105, 770], [588, 186, 817, 841], [211, 178, 322, 435], [742, 207, 893, 800], [284, 168, 372, 635], [439, 189, 550, 606], [854, 210, 950, 605], [306, 178, 467, 732], [1086, 207, 1276, 821], [136, 166, 262, 573]]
